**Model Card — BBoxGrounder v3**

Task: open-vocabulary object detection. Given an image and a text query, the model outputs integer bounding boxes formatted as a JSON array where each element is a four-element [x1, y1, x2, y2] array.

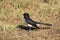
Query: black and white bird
[[23, 13, 52, 29]]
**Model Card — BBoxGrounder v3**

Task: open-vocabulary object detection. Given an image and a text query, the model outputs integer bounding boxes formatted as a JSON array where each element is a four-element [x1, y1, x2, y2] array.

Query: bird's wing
[[27, 19, 35, 24]]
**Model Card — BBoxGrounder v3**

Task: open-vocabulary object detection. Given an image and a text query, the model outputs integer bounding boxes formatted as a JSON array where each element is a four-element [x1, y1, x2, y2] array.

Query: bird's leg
[[28, 27, 31, 31], [27, 24, 32, 31]]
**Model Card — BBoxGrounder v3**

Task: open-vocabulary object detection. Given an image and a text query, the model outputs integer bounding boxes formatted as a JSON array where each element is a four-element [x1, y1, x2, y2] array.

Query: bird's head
[[23, 13, 30, 18]]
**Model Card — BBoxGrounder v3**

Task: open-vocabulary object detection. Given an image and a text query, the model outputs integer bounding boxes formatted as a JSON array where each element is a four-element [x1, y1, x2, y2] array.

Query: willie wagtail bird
[[23, 13, 52, 29]]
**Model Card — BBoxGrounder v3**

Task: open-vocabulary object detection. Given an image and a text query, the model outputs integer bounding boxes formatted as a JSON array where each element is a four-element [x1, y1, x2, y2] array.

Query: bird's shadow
[[16, 25, 37, 31], [16, 25, 50, 31]]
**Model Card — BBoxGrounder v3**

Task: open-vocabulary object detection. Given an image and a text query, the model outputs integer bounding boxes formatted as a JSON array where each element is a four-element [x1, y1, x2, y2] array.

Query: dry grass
[[0, 0, 60, 40]]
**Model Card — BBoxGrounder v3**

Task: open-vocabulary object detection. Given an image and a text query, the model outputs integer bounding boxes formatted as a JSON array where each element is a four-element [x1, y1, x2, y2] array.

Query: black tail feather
[[39, 22, 52, 26]]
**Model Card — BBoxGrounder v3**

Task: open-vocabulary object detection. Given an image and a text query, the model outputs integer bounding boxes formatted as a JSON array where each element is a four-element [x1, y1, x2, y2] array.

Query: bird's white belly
[[28, 24, 32, 27]]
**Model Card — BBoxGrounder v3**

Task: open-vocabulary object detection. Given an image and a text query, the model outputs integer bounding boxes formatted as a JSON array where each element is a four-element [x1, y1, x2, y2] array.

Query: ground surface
[[0, 0, 60, 40]]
